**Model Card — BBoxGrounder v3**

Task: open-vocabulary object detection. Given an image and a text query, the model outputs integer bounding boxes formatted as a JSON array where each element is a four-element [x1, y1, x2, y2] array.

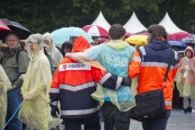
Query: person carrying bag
[[128, 25, 177, 130], [130, 54, 172, 121]]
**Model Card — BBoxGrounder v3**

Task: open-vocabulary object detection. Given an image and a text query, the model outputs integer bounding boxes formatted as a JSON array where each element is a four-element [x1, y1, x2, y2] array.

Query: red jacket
[[50, 37, 103, 118]]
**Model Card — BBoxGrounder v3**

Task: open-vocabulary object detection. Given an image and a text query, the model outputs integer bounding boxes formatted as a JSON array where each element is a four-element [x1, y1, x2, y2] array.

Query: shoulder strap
[[163, 63, 171, 83], [136, 46, 147, 62], [15, 49, 21, 64], [136, 47, 142, 59], [163, 49, 175, 85], [16, 49, 27, 64]]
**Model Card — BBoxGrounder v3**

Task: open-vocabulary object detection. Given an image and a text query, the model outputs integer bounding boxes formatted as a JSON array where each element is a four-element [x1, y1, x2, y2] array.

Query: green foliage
[[0, 0, 194, 33]]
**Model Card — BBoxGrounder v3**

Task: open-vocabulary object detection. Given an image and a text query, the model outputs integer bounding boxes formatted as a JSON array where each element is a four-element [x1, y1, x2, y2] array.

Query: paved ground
[[129, 110, 195, 130], [98, 110, 195, 130]]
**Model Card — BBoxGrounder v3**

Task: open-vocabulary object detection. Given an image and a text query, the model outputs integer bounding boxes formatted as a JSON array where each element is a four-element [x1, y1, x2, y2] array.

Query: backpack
[[15, 49, 28, 64]]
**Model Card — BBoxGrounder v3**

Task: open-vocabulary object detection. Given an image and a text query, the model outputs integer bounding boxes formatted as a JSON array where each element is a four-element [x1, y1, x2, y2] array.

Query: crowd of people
[[0, 24, 195, 130]]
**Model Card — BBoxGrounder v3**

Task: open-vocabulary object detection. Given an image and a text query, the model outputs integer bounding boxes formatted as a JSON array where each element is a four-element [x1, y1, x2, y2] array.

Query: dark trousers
[[101, 102, 130, 130], [142, 111, 171, 130], [173, 82, 183, 109], [6, 87, 23, 130], [63, 113, 101, 130]]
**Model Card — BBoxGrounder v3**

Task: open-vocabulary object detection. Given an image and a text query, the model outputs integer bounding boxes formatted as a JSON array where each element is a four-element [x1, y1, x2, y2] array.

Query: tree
[[0, 0, 194, 33]]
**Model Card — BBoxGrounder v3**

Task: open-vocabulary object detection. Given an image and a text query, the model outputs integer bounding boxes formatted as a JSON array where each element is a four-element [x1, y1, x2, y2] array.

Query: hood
[[148, 40, 170, 51], [71, 36, 91, 52], [184, 46, 194, 56], [107, 40, 129, 50], [43, 32, 54, 49], [27, 33, 44, 58]]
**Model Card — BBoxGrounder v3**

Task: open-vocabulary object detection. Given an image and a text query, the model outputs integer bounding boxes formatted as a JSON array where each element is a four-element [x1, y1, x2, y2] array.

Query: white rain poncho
[[43, 32, 63, 68], [0, 65, 11, 128], [18, 34, 61, 130]]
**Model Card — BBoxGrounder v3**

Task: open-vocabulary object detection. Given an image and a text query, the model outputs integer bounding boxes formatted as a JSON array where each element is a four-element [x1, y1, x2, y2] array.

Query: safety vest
[[129, 41, 177, 109], [50, 58, 102, 118]]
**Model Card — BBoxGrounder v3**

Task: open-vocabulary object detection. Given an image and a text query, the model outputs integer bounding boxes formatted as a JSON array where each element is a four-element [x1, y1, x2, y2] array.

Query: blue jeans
[[6, 87, 23, 130], [142, 111, 171, 130]]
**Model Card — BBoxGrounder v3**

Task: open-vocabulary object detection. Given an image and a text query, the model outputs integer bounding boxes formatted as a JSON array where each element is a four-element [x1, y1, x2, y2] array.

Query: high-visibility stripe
[[139, 46, 146, 56], [116, 77, 123, 89], [51, 101, 58, 106], [132, 56, 141, 62], [165, 100, 172, 106], [174, 51, 178, 60], [61, 107, 99, 116], [142, 62, 167, 67], [50, 88, 60, 93], [141, 62, 175, 69], [59, 63, 91, 71], [60, 82, 96, 91], [99, 73, 112, 85]]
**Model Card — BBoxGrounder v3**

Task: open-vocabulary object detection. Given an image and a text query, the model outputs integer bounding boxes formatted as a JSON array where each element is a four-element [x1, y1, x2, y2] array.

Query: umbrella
[[168, 32, 190, 41], [51, 27, 93, 45], [83, 25, 108, 38], [181, 34, 195, 43], [0, 20, 11, 40], [0, 20, 10, 31], [168, 41, 186, 47], [168, 41, 186, 51], [124, 32, 131, 39], [1, 19, 31, 39], [126, 35, 148, 46]]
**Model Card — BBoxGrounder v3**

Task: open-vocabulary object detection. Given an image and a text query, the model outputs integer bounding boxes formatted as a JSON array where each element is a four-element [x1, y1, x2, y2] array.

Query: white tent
[[123, 12, 147, 34], [159, 12, 186, 34], [91, 11, 111, 31]]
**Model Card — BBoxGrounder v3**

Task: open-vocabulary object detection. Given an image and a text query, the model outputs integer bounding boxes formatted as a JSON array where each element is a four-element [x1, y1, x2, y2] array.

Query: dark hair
[[109, 24, 126, 40], [4, 32, 19, 42], [61, 41, 73, 56], [148, 24, 167, 42], [19, 41, 26, 50]]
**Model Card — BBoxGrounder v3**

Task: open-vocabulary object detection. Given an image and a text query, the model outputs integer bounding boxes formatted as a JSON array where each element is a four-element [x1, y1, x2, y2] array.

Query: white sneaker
[[192, 108, 195, 113]]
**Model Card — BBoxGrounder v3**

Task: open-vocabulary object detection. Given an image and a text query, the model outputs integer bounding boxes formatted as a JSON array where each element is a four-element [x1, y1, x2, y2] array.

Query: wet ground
[[97, 110, 195, 130]]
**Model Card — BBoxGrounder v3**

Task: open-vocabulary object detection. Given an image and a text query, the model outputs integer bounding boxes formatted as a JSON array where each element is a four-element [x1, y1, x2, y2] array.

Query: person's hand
[[101, 69, 108, 75], [51, 106, 60, 117], [65, 52, 72, 58]]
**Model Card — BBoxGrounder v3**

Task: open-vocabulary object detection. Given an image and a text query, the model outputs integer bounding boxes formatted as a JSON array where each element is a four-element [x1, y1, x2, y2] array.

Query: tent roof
[[159, 12, 186, 34], [91, 11, 111, 31], [123, 12, 147, 34]]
